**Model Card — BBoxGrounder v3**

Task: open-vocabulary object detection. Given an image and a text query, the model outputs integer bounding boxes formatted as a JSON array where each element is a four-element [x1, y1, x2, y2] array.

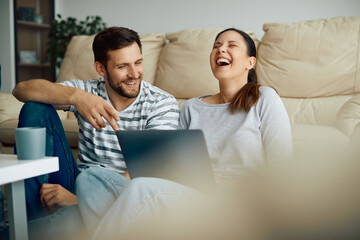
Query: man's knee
[[18, 101, 58, 127], [128, 177, 151, 190], [76, 167, 110, 185], [76, 168, 128, 195], [20, 101, 55, 117], [127, 177, 175, 195], [128, 177, 196, 197], [75, 168, 98, 195]]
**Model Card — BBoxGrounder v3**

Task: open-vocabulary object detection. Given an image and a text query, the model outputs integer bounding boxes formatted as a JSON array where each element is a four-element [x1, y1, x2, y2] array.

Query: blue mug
[[15, 127, 46, 160]]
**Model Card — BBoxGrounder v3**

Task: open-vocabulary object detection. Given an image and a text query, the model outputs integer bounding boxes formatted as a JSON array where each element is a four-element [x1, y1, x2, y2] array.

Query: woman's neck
[[202, 80, 246, 104], [218, 78, 247, 103]]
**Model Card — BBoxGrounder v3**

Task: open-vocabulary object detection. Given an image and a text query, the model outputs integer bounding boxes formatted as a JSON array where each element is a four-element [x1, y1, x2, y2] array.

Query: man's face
[[105, 42, 144, 98]]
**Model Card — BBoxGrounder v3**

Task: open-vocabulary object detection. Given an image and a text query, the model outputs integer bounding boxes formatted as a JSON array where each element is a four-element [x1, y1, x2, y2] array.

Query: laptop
[[116, 129, 216, 192]]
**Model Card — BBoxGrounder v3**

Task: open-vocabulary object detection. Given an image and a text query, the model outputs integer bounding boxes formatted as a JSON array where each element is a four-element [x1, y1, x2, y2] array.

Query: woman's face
[[210, 30, 254, 83]]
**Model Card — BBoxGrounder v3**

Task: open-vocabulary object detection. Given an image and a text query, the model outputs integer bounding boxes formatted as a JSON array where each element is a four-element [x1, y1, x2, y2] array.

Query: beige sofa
[[1, 16, 360, 161]]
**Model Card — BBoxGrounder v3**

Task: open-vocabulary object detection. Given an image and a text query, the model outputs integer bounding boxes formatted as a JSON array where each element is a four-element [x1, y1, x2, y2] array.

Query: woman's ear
[[246, 56, 256, 70], [94, 61, 106, 77]]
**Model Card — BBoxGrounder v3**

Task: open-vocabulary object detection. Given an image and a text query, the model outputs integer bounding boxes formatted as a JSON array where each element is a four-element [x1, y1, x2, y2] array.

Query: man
[[11, 27, 179, 221]]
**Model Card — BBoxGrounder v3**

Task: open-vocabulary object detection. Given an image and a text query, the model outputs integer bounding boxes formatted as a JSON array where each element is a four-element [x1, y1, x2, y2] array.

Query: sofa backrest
[[57, 18, 360, 99], [256, 16, 360, 98], [155, 28, 258, 99], [56, 28, 258, 100], [282, 95, 351, 126], [56, 33, 166, 85], [54, 21, 359, 130]]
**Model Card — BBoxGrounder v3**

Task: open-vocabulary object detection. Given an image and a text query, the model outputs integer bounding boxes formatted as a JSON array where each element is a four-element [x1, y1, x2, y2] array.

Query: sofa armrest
[[351, 123, 360, 146], [0, 92, 68, 122], [0, 93, 24, 125], [336, 94, 360, 137]]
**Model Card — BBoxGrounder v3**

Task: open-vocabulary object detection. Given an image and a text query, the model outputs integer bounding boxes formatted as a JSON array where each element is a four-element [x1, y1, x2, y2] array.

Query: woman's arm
[[259, 87, 293, 163]]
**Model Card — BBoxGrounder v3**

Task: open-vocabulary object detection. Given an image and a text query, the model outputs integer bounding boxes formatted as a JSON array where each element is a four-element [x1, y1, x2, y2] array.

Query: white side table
[[0, 154, 59, 240]]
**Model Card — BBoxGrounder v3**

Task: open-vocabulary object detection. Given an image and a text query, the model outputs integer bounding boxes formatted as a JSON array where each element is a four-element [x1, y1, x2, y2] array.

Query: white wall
[[56, 0, 360, 38], [0, 0, 16, 93]]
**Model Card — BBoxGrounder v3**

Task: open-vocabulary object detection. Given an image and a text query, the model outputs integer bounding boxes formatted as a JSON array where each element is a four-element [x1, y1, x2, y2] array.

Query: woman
[[179, 28, 292, 181], [76, 28, 292, 239]]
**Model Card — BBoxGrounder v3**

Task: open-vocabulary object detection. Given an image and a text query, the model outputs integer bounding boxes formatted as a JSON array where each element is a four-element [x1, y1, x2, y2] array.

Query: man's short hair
[[93, 27, 142, 66]]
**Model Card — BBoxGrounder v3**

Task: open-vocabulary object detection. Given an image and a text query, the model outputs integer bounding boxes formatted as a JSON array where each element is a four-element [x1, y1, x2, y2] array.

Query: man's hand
[[73, 90, 120, 131], [40, 184, 78, 211]]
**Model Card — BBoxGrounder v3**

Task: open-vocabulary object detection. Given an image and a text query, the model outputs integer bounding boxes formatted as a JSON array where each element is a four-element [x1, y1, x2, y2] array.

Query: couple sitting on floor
[[1, 26, 292, 239]]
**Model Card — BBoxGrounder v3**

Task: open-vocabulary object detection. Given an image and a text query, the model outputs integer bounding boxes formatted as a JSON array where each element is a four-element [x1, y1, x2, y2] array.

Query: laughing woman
[[179, 28, 292, 181], [76, 28, 293, 239]]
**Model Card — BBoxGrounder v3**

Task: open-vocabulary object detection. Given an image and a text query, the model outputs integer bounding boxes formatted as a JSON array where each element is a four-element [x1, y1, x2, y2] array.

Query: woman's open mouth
[[216, 57, 231, 66]]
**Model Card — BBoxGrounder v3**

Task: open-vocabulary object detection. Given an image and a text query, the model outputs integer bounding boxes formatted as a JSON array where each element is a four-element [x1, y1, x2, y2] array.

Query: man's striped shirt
[[60, 78, 179, 173]]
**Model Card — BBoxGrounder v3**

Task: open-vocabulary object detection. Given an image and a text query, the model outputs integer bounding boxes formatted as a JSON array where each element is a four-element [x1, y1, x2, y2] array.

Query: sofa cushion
[[0, 145, 14, 154], [281, 95, 351, 126], [0, 93, 24, 124], [56, 33, 166, 85], [0, 93, 69, 146], [155, 28, 258, 99], [291, 124, 351, 161], [0, 93, 68, 122], [256, 16, 360, 98], [62, 119, 79, 148], [0, 119, 18, 145], [336, 94, 360, 136], [0, 118, 78, 149], [292, 124, 350, 144]]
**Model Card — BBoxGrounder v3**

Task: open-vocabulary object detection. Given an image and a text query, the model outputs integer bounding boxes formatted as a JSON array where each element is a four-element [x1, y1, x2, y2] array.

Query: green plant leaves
[[46, 15, 107, 70]]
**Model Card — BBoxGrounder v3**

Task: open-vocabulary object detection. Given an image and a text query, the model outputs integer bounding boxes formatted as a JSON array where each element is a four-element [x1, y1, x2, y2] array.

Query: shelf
[[17, 20, 50, 29], [15, 0, 55, 83], [18, 62, 51, 68]]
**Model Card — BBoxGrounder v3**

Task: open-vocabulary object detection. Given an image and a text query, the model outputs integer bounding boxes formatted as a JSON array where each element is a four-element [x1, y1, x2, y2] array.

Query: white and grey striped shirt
[[61, 78, 179, 173]]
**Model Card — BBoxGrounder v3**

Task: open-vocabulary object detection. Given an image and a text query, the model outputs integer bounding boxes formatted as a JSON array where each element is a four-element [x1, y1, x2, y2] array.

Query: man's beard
[[106, 69, 141, 99]]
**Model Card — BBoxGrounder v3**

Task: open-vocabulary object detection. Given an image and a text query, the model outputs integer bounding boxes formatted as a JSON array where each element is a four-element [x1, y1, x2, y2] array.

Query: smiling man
[[11, 27, 180, 222]]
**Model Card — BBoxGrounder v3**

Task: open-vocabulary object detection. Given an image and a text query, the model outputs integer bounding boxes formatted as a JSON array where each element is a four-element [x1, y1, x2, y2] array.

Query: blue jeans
[[76, 168, 197, 238], [0, 205, 88, 240], [0, 102, 83, 239], [28, 204, 88, 240], [0, 189, 5, 230], [76, 168, 130, 236], [16, 101, 80, 220]]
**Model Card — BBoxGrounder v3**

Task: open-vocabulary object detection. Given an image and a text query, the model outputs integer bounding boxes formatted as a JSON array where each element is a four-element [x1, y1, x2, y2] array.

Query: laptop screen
[[116, 130, 215, 192]]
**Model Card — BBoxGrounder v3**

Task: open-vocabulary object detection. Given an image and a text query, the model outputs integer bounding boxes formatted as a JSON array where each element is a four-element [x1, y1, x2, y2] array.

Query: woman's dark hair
[[93, 27, 142, 67], [215, 28, 259, 113]]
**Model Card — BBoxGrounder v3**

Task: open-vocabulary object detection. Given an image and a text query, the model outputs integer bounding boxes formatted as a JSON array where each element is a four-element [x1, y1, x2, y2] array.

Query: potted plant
[[47, 14, 107, 70]]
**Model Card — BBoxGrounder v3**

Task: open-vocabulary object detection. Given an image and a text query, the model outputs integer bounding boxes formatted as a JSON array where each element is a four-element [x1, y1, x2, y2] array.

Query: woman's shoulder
[[259, 85, 277, 94], [181, 97, 200, 109], [259, 86, 280, 100], [256, 86, 287, 114]]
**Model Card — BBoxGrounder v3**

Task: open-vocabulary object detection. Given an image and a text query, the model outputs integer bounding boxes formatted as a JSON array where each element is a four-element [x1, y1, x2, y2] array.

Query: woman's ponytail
[[228, 68, 260, 113]]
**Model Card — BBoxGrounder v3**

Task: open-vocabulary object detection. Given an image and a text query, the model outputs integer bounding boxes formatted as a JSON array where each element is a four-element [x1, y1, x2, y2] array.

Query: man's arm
[[12, 79, 76, 110], [13, 79, 120, 130]]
